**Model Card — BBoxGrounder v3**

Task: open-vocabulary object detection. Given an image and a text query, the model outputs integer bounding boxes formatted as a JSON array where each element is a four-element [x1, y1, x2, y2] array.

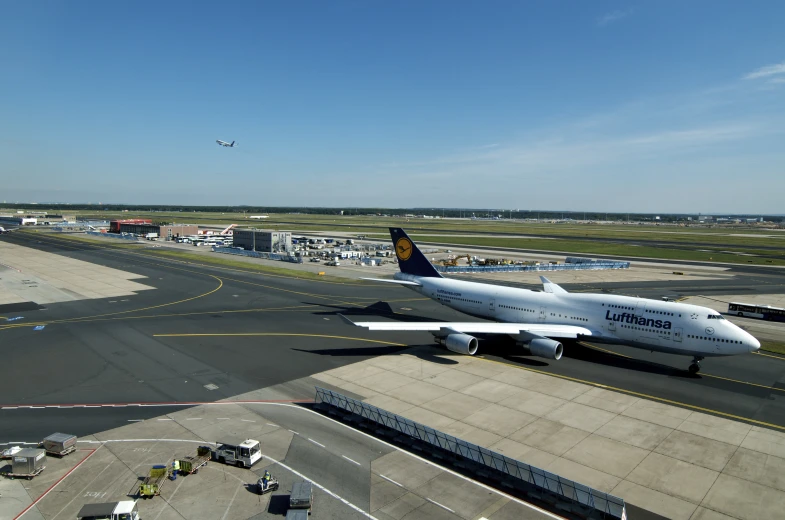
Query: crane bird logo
[[395, 237, 413, 261]]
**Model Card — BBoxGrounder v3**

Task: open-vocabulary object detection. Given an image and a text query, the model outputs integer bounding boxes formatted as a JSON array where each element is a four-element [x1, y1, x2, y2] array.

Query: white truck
[[76, 501, 140, 520], [212, 438, 262, 468], [144, 233, 158, 240]]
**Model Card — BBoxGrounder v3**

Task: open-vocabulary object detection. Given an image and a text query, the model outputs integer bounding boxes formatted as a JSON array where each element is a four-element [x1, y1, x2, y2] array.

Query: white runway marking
[[380, 474, 403, 487], [308, 438, 326, 448], [342, 455, 361, 466], [264, 452, 379, 519], [427, 498, 455, 513]]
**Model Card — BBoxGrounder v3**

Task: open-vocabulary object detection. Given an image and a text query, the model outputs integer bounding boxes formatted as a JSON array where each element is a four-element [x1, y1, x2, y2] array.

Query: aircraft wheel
[[688, 363, 701, 375]]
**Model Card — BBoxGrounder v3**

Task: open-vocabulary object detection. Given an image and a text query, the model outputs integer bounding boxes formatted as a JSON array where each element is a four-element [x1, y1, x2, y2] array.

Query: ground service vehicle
[[212, 438, 262, 468], [139, 465, 168, 497], [178, 446, 211, 475], [728, 302, 785, 322], [42, 432, 77, 457], [257, 473, 280, 494], [76, 501, 140, 520]]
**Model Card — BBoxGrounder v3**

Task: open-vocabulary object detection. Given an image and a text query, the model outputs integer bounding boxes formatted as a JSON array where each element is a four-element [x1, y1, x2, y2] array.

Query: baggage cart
[[289, 480, 313, 511], [42, 432, 77, 457], [2, 448, 46, 479], [139, 464, 168, 497], [178, 446, 211, 475]]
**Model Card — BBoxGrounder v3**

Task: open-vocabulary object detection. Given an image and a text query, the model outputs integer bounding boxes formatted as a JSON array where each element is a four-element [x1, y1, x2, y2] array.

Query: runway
[[2, 230, 785, 443]]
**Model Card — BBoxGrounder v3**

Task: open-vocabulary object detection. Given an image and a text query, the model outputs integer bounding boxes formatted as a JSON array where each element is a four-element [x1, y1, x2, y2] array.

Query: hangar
[[233, 229, 292, 253]]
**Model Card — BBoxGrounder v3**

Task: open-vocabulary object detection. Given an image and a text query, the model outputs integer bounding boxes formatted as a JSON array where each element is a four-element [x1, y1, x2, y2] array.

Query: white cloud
[[743, 61, 785, 80], [768, 77, 785, 84], [597, 9, 632, 27]]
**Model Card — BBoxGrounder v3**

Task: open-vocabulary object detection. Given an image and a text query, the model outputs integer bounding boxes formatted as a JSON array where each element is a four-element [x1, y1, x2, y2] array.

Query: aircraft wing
[[339, 315, 592, 338], [360, 278, 421, 286]]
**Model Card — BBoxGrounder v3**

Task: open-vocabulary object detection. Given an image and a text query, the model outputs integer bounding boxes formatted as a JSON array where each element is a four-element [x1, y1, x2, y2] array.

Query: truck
[[76, 501, 140, 520], [144, 232, 158, 240], [211, 438, 262, 468], [42, 432, 77, 457], [287, 480, 313, 516], [139, 464, 168, 497], [177, 446, 211, 475]]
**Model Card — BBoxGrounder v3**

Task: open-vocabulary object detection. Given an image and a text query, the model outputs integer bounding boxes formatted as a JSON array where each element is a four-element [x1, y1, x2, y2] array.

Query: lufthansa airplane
[[216, 140, 236, 147], [342, 228, 760, 374]]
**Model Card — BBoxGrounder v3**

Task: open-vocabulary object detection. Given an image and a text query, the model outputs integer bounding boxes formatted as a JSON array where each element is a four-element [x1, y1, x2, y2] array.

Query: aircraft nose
[[749, 335, 761, 353]]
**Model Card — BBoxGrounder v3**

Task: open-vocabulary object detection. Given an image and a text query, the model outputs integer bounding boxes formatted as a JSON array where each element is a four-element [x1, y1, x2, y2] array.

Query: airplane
[[216, 140, 236, 147], [341, 228, 760, 374]]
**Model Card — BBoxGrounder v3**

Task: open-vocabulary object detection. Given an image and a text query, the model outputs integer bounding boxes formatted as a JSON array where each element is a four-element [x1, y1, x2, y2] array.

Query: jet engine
[[518, 338, 563, 360], [436, 333, 479, 356]]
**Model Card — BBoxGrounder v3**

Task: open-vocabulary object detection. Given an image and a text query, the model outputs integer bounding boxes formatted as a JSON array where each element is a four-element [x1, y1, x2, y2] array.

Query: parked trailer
[[2, 448, 46, 479], [139, 464, 168, 497], [42, 432, 77, 457], [178, 446, 211, 475], [289, 480, 313, 513]]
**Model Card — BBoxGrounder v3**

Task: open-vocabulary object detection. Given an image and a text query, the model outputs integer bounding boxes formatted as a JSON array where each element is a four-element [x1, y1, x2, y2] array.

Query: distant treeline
[[0, 203, 777, 223]]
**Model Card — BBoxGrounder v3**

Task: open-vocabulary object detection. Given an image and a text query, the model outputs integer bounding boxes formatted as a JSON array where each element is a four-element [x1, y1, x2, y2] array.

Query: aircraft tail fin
[[389, 228, 442, 278], [540, 276, 568, 294], [231, 141, 235, 147]]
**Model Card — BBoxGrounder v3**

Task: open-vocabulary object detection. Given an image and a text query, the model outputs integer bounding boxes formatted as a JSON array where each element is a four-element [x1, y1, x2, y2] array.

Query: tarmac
[[2, 230, 785, 520]]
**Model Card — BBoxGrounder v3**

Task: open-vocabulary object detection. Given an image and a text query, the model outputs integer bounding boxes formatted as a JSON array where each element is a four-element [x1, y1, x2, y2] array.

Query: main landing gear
[[688, 356, 704, 375]]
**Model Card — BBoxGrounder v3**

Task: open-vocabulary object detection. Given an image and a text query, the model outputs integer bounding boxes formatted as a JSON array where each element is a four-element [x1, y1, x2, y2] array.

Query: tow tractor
[[177, 446, 211, 475], [212, 438, 262, 468], [257, 472, 280, 494]]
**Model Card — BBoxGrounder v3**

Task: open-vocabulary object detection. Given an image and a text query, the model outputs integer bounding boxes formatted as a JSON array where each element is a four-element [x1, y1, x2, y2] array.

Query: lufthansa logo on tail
[[395, 237, 413, 261]]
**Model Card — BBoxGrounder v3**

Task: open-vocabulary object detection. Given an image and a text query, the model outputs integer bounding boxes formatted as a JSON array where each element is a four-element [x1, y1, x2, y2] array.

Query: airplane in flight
[[216, 140, 236, 147], [342, 228, 760, 374]]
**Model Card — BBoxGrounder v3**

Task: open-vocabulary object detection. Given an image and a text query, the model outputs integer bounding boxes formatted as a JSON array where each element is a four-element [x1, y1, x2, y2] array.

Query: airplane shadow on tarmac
[[293, 344, 460, 365], [306, 300, 444, 322]]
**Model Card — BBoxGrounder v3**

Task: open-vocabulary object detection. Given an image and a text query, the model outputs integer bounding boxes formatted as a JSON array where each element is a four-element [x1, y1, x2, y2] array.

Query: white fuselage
[[396, 273, 760, 357]]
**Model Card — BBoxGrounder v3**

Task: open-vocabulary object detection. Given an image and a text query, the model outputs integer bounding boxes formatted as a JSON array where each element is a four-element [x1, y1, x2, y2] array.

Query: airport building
[[110, 219, 152, 232], [116, 223, 198, 239], [233, 229, 292, 253]]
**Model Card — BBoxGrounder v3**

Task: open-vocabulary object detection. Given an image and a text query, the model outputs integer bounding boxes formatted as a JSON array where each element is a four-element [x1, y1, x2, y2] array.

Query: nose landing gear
[[688, 356, 704, 375]]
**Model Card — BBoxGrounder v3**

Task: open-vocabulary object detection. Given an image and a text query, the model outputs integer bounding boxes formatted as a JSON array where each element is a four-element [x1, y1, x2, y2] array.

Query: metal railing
[[315, 386, 626, 519], [434, 261, 629, 273], [212, 246, 302, 263]]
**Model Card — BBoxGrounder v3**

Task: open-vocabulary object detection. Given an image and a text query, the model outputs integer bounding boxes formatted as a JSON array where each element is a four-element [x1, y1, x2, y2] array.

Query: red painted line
[[14, 449, 97, 520], [0, 399, 312, 408]]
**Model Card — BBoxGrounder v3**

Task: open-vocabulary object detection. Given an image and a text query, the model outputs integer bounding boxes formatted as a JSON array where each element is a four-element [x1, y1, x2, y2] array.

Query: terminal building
[[233, 229, 292, 253]]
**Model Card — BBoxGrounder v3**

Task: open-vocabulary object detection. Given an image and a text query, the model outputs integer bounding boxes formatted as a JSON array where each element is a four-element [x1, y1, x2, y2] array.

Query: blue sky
[[1, 1, 783, 213]]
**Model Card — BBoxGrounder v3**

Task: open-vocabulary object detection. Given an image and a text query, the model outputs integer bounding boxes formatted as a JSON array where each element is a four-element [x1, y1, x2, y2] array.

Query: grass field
[[393, 234, 785, 266], [760, 340, 785, 356]]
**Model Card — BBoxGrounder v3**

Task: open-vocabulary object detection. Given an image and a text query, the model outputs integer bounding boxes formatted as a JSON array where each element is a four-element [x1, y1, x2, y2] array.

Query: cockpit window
[[707, 314, 725, 320]]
